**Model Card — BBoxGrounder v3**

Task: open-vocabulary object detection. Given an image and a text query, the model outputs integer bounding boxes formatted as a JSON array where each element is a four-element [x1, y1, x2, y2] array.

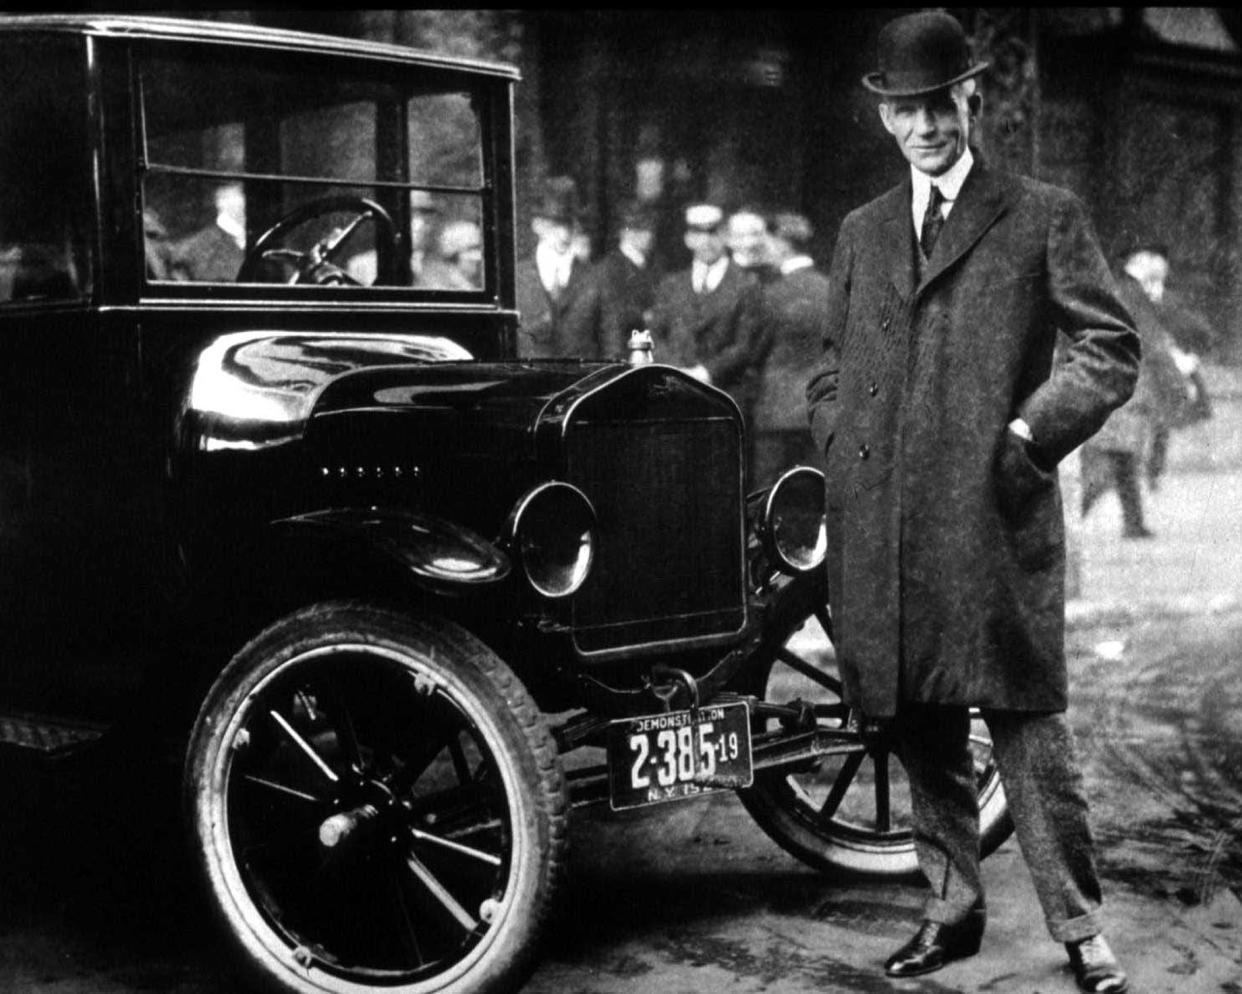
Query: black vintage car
[[0, 14, 1010, 994]]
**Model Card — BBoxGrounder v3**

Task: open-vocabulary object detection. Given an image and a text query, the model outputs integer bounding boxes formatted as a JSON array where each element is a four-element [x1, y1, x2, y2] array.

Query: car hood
[[186, 330, 609, 450]]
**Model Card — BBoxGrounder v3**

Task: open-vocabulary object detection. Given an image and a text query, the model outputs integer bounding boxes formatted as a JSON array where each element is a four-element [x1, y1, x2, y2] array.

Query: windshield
[[139, 45, 490, 294]]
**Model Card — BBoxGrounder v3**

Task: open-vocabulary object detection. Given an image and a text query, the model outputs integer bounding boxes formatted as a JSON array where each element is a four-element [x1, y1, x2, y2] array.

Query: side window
[[0, 36, 92, 304], [139, 47, 490, 294]]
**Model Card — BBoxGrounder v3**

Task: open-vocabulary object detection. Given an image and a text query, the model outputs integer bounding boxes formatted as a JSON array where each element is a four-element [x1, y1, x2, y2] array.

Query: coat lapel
[[880, 181, 916, 300], [918, 161, 1011, 295]]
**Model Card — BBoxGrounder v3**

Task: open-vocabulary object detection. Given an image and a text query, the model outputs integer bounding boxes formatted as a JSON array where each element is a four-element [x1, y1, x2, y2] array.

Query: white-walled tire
[[184, 602, 566, 994]]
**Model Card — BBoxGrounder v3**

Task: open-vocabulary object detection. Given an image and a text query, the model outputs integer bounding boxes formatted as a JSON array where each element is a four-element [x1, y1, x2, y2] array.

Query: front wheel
[[737, 577, 1012, 877], [184, 602, 566, 994]]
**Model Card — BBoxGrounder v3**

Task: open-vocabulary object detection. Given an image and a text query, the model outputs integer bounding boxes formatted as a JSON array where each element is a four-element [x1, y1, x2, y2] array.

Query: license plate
[[606, 701, 753, 811]]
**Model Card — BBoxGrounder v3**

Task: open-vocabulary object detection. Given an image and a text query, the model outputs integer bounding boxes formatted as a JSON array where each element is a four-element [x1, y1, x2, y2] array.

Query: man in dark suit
[[806, 13, 1140, 992], [751, 212, 827, 487], [515, 176, 599, 358], [170, 181, 247, 283], [649, 203, 764, 462], [586, 200, 658, 358]]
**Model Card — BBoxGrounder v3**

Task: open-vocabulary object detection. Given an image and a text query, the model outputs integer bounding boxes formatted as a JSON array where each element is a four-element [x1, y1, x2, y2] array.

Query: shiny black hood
[[185, 331, 608, 451]]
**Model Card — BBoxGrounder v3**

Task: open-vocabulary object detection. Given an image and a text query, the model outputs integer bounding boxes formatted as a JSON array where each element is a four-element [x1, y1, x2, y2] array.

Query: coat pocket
[[994, 429, 1058, 570]]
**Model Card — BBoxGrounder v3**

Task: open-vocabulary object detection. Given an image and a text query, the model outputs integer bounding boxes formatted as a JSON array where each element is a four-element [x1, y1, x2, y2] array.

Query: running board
[[0, 711, 108, 755]]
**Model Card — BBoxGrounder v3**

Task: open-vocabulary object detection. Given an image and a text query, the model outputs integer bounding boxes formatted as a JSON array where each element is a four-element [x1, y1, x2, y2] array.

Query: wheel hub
[[319, 777, 400, 850]]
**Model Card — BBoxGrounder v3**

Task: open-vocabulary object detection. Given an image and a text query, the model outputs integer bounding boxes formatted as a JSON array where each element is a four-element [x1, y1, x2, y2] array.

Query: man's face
[[1125, 251, 1169, 303], [684, 228, 726, 265], [727, 212, 770, 268], [409, 209, 437, 250], [533, 217, 574, 254], [879, 85, 973, 177], [623, 225, 654, 257]]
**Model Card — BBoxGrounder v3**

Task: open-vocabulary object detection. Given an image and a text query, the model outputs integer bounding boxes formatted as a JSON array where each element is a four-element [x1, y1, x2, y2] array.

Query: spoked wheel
[[185, 602, 566, 994], [738, 577, 1011, 877]]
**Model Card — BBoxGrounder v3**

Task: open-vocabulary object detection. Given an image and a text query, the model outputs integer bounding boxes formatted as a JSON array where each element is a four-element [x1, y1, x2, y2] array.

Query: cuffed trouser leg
[[897, 704, 983, 924], [984, 709, 1104, 942]]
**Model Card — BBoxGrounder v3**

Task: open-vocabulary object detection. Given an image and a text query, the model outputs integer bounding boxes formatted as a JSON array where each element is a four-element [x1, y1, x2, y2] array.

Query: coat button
[[858, 443, 870, 460], [881, 318, 890, 332], [868, 382, 879, 397]]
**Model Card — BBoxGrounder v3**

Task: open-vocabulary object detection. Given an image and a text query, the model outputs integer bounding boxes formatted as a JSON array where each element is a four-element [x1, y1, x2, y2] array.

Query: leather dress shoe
[[1066, 934, 1129, 993], [884, 903, 985, 978]]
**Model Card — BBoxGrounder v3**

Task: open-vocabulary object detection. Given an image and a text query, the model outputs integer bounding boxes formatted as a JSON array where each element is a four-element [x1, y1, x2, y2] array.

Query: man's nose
[[913, 107, 937, 133]]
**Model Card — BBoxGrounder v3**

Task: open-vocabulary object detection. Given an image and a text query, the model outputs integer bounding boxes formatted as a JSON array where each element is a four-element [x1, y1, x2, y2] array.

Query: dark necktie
[[920, 185, 946, 259]]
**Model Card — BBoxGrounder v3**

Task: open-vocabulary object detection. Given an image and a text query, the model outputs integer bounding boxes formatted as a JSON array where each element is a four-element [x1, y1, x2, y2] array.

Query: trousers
[[1081, 448, 1147, 535], [897, 704, 1104, 943]]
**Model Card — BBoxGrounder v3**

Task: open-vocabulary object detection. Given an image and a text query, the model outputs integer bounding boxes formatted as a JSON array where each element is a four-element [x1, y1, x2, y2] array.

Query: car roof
[[0, 13, 520, 80]]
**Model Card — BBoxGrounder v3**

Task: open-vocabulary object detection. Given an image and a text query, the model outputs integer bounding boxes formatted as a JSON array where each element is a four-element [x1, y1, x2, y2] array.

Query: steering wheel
[[236, 195, 398, 286]]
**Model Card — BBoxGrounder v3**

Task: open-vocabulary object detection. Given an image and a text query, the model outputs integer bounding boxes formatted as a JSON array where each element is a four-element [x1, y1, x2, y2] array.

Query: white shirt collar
[[780, 255, 814, 276], [535, 240, 575, 294], [217, 211, 246, 250], [910, 146, 974, 231], [619, 242, 646, 269], [692, 255, 729, 294]]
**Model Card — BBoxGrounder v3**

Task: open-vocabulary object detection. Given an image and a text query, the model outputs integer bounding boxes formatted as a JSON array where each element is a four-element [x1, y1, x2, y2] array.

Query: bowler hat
[[532, 175, 581, 225], [863, 12, 988, 98]]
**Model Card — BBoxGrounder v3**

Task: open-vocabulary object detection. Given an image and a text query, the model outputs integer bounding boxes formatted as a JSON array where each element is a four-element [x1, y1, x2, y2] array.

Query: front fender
[[273, 508, 511, 595]]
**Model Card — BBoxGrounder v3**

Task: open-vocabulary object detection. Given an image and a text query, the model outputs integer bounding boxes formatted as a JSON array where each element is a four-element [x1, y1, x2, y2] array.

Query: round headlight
[[507, 482, 596, 598], [762, 466, 827, 574]]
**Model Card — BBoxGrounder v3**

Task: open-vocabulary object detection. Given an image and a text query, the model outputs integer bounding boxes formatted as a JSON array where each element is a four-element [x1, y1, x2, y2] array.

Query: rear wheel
[[738, 578, 1012, 877], [185, 602, 566, 994]]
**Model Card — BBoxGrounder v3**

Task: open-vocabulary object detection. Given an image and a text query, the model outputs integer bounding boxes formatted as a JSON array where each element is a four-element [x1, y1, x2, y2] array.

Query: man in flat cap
[[649, 203, 765, 476], [515, 175, 598, 358], [806, 11, 1138, 992]]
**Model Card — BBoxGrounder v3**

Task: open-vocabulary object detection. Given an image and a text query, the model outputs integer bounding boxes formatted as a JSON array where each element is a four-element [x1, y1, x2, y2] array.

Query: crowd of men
[[514, 175, 826, 485]]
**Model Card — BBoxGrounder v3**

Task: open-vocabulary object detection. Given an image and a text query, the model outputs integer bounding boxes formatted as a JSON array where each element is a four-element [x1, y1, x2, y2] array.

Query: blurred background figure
[[421, 218, 483, 290], [751, 210, 828, 487], [1081, 253, 1187, 538], [516, 175, 597, 357], [347, 189, 440, 286], [588, 199, 657, 357], [142, 208, 175, 281], [649, 202, 764, 477], [1122, 243, 1215, 490], [170, 180, 246, 282], [571, 230, 594, 264], [726, 205, 777, 284]]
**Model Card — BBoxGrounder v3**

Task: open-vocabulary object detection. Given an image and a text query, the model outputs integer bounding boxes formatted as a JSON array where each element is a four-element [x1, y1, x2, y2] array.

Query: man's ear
[[968, 92, 983, 117], [878, 102, 897, 136]]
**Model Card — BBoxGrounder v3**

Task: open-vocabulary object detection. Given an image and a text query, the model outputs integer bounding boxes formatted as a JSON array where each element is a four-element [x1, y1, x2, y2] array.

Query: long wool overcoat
[[806, 161, 1140, 717]]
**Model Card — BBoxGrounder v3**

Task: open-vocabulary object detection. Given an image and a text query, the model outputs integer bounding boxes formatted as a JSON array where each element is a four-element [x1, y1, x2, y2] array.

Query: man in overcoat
[[587, 200, 658, 357], [649, 203, 765, 467], [752, 211, 828, 486], [515, 176, 600, 358], [805, 12, 1140, 992]]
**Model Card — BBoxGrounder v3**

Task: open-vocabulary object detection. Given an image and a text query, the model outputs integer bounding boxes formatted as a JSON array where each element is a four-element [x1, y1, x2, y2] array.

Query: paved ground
[[0, 461, 1239, 992]]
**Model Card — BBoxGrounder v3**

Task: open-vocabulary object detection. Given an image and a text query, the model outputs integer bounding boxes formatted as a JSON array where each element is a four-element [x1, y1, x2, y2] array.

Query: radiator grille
[[567, 416, 745, 655]]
